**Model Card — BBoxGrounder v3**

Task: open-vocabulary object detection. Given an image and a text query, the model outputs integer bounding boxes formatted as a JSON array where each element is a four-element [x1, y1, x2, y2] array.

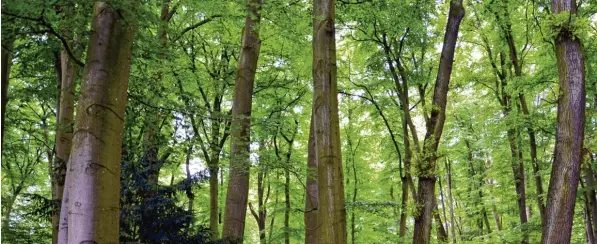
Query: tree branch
[[1, 11, 85, 67], [171, 15, 222, 43]]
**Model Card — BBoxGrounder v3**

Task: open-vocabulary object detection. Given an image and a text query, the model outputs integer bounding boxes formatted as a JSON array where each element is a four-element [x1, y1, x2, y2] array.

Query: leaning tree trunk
[[541, 0, 586, 243], [312, 0, 347, 243], [222, 0, 263, 242], [57, 2, 136, 243], [413, 1, 464, 243]]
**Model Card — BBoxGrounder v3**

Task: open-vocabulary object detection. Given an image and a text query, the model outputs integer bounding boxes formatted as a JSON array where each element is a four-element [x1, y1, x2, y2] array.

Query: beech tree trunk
[[222, 0, 263, 242], [311, 0, 347, 243], [57, 2, 136, 243], [541, 1, 586, 243], [52, 46, 79, 244], [413, 1, 464, 243]]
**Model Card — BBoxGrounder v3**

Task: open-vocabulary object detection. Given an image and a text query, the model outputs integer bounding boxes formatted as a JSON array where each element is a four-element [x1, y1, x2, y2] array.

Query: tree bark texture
[[413, 1, 464, 243], [222, 0, 262, 242], [541, 0, 586, 243], [57, 2, 136, 243], [312, 0, 347, 243]]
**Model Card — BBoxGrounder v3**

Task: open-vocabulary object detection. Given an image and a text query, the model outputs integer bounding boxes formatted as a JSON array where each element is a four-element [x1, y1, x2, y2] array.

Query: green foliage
[[1, 0, 596, 243]]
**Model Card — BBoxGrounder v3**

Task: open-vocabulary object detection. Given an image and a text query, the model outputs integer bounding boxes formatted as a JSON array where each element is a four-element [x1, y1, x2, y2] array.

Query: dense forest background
[[1, 0, 596, 243]]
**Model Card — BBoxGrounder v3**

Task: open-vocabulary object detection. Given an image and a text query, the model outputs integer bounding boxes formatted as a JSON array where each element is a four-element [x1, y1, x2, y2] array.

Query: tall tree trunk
[[222, 0, 262, 242], [57, 2, 136, 243], [312, 0, 347, 243], [208, 99, 227, 241], [519, 95, 545, 220], [506, 128, 529, 241], [1, 36, 14, 145], [277, 124, 297, 244], [496, 0, 546, 220], [541, 0, 586, 243], [485, 4, 532, 234], [210, 156, 221, 240], [413, 1, 464, 243], [304, 115, 318, 244], [52, 38, 79, 244]]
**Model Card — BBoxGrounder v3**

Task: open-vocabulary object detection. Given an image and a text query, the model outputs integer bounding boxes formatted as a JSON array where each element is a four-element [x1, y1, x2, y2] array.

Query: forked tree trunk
[[312, 0, 347, 243], [222, 0, 263, 242], [541, 0, 586, 243], [413, 1, 464, 243], [57, 2, 136, 243]]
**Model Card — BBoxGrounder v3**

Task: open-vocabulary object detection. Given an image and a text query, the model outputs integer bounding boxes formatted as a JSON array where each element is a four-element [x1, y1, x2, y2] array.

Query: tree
[[57, 2, 137, 243], [310, 0, 347, 243], [222, 0, 263, 242], [51, 7, 81, 243], [541, 0, 586, 243], [413, 0, 464, 243]]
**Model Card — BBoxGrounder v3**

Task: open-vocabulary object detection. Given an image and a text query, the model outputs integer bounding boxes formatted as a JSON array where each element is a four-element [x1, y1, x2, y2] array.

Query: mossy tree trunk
[[413, 0, 464, 243], [541, 0, 586, 243]]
